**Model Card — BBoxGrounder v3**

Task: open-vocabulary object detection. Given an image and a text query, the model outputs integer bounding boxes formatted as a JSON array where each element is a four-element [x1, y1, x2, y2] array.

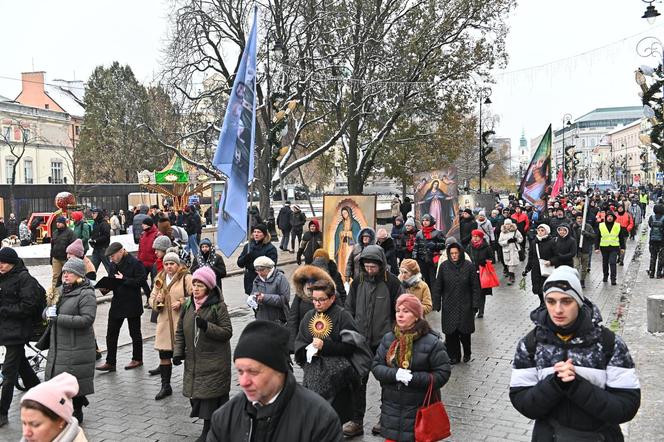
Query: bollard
[[647, 294, 664, 333]]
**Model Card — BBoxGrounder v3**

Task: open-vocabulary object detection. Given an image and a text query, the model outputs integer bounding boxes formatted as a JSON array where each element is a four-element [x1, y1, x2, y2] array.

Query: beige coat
[[149, 267, 192, 351], [400, 275, 433, 315]]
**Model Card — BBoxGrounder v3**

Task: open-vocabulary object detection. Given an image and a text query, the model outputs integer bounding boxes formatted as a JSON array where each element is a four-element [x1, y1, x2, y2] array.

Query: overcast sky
[[0, 0, 660, 154]]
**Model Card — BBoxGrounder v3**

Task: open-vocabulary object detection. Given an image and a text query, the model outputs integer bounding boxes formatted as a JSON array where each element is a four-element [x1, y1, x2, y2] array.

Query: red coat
[[615, 212, 634, 233], [138, 226, 160, 267], [511, 212, 530, 233]]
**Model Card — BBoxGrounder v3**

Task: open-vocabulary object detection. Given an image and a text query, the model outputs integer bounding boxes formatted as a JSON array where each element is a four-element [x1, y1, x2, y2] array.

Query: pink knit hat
[[396, 294, 424, 319], [21, 372, 79, 421], [66, 239, 85, 258], [192, 267, 217, 290]]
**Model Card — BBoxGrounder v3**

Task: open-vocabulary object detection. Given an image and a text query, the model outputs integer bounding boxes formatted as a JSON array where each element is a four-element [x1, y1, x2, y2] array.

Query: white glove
[[396, 368, 413, 385], [305, 343, 318, 363], [46, 306, 57, 318], [246, 295, 258, 310]]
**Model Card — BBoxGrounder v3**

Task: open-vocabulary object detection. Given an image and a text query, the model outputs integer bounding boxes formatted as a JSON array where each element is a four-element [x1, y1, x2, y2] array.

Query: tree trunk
[[402, 179, 408, 199], [346, 118, 364, 195]]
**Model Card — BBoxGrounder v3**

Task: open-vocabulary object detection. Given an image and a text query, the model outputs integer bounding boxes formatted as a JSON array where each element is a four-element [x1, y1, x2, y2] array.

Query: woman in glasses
[[249, 256, 291, 325]]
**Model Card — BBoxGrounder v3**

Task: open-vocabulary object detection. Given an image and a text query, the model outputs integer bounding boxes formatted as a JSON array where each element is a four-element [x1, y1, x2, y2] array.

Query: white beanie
[[543, 266, 584, 307]]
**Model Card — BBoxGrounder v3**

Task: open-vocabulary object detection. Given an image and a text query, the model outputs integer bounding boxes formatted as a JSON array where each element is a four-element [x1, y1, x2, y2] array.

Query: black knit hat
[[233, 320, 290, 373], [142, 218, 154, 227], [253, 224, 268, 236], [0, 247, 19, 264]]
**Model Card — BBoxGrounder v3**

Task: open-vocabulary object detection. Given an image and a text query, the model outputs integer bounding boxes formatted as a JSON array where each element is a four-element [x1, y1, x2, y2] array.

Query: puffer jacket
[[137, 226, 160, 268], [372, 330, 452, 442], [346, 227, 376, 281], [0, 260, 45, 346], [498, 223, 523, 267], [251, 269, 291, 324], [550, 232, 576, 268], [174, 287, 232, 399], [207, 371, 342, 442], [431, 243, 481, 335], [237, 232, 278, 294], [288, 265, 338, 351], [50, 226, 76, 261], [297, 220, 323, 265], [510, 301, 640, 441], [413, 227, 445, 265], [45, 279, 97, 396], [345, 245, 403, 348]]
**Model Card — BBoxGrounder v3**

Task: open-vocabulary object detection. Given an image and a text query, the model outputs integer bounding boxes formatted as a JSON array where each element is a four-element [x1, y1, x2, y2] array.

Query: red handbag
[[414, 374, 451, 442], [479, 261, 500, 289]]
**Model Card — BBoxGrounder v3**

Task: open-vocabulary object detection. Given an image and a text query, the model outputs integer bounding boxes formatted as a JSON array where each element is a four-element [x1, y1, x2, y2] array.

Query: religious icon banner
[[322, 195, 377, 282], [413, 167, 459, 237]]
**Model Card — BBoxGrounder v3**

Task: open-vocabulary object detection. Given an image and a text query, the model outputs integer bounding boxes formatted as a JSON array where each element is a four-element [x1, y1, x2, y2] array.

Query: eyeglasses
[[312, 297, 330, 304]]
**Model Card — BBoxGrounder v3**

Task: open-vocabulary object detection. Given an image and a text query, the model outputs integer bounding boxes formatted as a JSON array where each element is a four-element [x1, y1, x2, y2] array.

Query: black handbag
[[302, 356, 357, 399], [34, 321, 52, 351]]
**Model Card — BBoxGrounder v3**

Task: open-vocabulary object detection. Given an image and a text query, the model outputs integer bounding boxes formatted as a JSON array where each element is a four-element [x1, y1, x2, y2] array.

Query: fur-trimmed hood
[[292, 264, 336, 300], [501, 222, 517, 233]]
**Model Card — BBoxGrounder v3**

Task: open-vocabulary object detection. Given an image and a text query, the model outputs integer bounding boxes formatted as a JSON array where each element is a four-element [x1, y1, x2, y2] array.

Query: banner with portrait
[[413, 167, 459, 236], [518, 124, 552, 210], [446, 193, 497, 241], [322, 195, 377, 282]]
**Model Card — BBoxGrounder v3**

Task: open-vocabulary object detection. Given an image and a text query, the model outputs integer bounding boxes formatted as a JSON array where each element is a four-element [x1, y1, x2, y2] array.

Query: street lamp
[[266, 35, 287, 202], [642, 0, 661, 24], [561, 113, 572, 191], [478, 87, 492, 193]]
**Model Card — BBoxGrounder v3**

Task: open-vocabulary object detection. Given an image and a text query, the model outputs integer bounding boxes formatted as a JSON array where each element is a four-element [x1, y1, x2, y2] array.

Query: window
[[24, 159, 33, 184], [22, 129, 30, 142], [75, 126, 80, 136], [45, 104, 49, 110], [6, 159, 15, 184], [2, 126, 9, 140], [51, 161, 63, 184]]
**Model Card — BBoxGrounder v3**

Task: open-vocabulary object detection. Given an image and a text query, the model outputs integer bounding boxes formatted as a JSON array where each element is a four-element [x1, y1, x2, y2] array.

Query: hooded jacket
[[510, 301, 640, 441], [297, 219, 323, 265], [498, 222, 523, 267], [525, 234, 556, 295], [132, 205, 149, 244], [346, 227, 376, 281], [432, 243, 481, 335], [550, 224, 576, 268], [0, 260, 46, 346], [190, 239, 227, 288], [50, 225, 76, 261], [251, 268, 291, 324], [345, 245, 403, 348]]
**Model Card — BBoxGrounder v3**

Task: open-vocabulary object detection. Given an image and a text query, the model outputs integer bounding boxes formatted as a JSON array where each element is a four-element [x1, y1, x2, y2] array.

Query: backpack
[[524, 325, 615, 367], [29, 276, 48, 341], [650, 215, 664, 242]]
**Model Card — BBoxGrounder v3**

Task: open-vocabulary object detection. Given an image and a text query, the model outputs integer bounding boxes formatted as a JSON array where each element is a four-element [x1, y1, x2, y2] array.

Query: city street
[[1, 226, 662, 441]]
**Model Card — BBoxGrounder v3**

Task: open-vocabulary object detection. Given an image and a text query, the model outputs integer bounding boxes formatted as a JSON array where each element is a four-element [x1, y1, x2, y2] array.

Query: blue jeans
[[187, 233, 199, 256]]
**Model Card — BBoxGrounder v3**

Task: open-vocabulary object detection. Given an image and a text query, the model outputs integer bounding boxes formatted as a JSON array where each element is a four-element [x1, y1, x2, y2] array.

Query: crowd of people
[[1, 185, 659, 441]]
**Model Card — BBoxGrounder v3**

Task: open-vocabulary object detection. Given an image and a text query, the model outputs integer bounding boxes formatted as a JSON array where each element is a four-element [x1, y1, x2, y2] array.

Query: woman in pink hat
[[20, 372, 87, 442]]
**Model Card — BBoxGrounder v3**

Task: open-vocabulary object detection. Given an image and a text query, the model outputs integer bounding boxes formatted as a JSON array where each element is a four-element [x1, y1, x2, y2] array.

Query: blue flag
[[213, 8, 258, 257]]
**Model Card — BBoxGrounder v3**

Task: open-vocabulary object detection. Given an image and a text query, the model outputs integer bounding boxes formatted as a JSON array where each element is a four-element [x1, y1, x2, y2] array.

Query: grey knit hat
[[543, 266, 584, 307], [152, 235, 172, 252], [62, 257, 86, 278], [163, 252, 181, 265], [404, 217, 416, 228]]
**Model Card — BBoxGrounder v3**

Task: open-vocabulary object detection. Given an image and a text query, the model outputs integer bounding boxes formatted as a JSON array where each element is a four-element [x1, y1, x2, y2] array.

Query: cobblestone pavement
[[1, 227, 662, 441]]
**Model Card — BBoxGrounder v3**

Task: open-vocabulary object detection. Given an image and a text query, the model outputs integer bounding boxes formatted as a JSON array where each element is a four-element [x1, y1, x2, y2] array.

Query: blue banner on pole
[[212, 8, 258, 257]]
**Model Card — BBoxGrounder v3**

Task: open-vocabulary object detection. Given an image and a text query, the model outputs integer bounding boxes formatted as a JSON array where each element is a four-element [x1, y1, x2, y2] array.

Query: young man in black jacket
[[89, 208, 111, 274], [510, 266, 640, 440]]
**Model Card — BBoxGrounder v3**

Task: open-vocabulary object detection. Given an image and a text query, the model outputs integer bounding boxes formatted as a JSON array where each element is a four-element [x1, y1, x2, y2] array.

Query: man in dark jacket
[[344, 245, 403, 437], [573, 213, 596, 288], [290, 205, 307, 252], [5, 213, 18, 237], [89, 208, 111, 274], [237, 224, 278, 295], [132, 204, 149, 244], [459, 209, 476, 250], [376, 228, 399, 276], [96, 243, 146, 372], [208, 320, 342, 442], [510, 266, 640, 440], [277, 201, 293, 251], [0, 248, 44, 426], [597, 211, 627, 286], [297, 219, 323, 265], [647, 203, 664, 278], [184, 206, 202, 256], [413, 214, 445, 288], [548, 208, 568, 237], [49, 216, 76, 291]]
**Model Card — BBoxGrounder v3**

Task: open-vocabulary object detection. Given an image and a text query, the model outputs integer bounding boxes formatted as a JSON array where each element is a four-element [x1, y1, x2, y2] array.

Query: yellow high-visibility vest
[[599, 223, 620, 247], [640, 193, 648, 204]]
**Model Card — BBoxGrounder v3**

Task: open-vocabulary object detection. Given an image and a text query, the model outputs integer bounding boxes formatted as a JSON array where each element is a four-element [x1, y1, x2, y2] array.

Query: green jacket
[[174, 287, 232, 399], [73, 221, 92, 254]]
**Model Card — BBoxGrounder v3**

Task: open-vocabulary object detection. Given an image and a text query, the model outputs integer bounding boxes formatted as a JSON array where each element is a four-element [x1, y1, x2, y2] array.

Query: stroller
[[0, 340, 48, 391]]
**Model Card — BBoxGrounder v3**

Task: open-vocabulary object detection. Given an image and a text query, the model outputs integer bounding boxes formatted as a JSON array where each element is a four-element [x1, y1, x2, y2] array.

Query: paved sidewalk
[[0, 230, 660, 441]]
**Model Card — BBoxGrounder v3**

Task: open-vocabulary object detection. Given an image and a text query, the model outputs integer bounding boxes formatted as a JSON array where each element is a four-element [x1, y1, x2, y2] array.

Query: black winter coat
[[432, 250, 481, 335], [237, 235, 278, 294], [50, 227, 76, 260], [0, 261, 45, 346], [372, 331, 452, 442], [459, 217, 476, 249], [190, 251, 227, 289], [290, 211, 307, 232], [550, 234, 576, 268], [413, 229, 445, 264], [277, 206, 292, 230], [108, 253, 146, 319], [378, 237, 399, 275], [90, 219, 111, 251], [525, 236, 556, 295], [208, 371, 343, 442], [297, 230, 323, 265]]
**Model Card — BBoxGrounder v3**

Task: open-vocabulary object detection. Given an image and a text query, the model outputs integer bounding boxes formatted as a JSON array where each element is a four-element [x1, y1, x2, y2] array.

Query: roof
[[44, 84, 85, 118], [0, 94, 10, 102], [575, 106, 642, 123]]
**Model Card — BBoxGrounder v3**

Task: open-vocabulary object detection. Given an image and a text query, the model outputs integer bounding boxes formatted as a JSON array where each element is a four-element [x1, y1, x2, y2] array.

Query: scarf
[[193, 294, 208, 311], [471, 239, 484, 249], [536, 233, 548, 241], [545, 306, 586, 342], [386, 326, 421, 369], [401, 273, 422, 288], [195, 245, 217, 268], [421, 225, 435, 240]]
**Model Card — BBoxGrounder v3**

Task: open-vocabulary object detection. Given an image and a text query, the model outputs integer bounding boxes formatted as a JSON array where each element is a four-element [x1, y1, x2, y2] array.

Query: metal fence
[[0, 184, 143, 219]]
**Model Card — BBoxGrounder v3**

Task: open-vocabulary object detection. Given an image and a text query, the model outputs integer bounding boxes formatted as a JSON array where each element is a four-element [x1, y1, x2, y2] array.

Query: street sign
[[657, 172, 664, 182]]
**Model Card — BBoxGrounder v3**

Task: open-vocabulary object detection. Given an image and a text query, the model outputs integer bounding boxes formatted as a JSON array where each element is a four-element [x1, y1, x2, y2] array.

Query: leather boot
[[155, 364, 172, 400], [148, 366, 161, 376]]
